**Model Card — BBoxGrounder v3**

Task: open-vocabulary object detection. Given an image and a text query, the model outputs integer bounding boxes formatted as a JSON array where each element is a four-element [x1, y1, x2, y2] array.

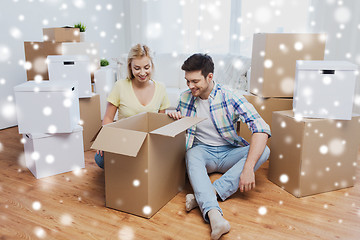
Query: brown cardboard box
[[24, 41, 62, 81], [79, 94, 102, 151], [91, 112, 204, 218], [268, 110, 360, 197], [250, 33, 326, 97], [43, 27, 80, 42], [237, 93, 293, 147]]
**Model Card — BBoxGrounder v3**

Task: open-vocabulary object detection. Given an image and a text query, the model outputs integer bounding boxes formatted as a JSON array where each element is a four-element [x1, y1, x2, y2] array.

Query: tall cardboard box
[[23, 125, 85, 179], [14, 81, 80, 134], [62, 42, 100, 83], [268, 110, 360, 197], [293, 60, 358, 120], [43, 27, 80, 42], [237, 93, 293, 147], [250, 33, 326, 97], [79, 94, 102, 151], [91, 112, 203, 218], [24, 41, 62, 81]]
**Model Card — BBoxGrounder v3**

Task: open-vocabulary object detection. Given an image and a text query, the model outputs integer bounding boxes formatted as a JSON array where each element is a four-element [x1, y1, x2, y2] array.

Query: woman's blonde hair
[[127, 44, 154, 80]]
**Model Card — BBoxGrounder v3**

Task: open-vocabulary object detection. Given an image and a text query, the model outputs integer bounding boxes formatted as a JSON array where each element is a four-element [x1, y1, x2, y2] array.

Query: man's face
[[185, 70, 213, 99]]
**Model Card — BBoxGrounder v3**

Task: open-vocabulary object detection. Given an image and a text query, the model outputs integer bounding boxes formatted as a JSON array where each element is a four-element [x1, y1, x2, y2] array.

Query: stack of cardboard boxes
[[14, 80, 85, 179], [237, 33, 326, 147], [268, 60, 360, 197], [23, 27, 102, 151]]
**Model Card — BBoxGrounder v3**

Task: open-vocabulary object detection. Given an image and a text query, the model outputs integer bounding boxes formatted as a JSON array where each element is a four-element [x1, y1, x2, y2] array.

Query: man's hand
[[239, 168, 255, 192], [167, 111, 183, 120]]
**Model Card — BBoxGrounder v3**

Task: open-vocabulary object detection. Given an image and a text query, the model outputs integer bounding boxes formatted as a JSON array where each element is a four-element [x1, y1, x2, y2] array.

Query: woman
[[95, 44, 170, 168]]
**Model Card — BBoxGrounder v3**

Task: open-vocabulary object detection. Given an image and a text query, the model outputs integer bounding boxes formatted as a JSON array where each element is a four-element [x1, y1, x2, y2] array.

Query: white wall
[[239, 0, 310, 57], [0, 0, 126, 129]]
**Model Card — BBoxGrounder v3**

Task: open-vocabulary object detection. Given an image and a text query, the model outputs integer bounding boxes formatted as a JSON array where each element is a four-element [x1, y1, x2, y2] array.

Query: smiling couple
[[95, 44, 270, 240]]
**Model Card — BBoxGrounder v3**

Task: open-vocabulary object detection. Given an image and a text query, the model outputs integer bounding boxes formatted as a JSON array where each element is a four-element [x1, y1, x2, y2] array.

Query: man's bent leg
[[213, 146, 270, 201], [186, 144, 222, 222]]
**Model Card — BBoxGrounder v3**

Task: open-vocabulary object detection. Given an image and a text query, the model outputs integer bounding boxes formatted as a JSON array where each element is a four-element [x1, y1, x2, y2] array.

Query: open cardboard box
[[91, 112, 204, 218]]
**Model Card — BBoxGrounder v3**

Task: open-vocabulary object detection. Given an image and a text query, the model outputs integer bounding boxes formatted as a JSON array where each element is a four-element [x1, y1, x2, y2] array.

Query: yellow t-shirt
[[107, 78, 170, 119]]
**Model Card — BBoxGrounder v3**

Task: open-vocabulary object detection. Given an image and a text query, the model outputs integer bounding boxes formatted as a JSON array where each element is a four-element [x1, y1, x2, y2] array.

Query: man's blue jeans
[[185, 141, 270, 222]]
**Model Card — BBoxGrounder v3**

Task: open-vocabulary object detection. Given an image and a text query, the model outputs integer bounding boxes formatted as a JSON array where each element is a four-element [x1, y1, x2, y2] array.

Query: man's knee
[[261, 145, 270, 161]]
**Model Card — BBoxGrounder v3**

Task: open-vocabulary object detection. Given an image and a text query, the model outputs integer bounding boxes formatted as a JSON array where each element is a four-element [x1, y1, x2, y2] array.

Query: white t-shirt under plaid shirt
[[176, 82, 271, 150]]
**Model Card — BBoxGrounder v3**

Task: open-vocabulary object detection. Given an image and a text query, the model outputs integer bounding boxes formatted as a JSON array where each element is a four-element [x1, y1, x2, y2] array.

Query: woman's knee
[[94, 152, 104, 169]]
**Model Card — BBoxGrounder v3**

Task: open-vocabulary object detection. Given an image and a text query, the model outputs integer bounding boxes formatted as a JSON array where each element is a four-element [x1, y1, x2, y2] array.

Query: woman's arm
[[158, 109, 166, 113], [102, 102, 118, 125], [97, 102, 117, 156]]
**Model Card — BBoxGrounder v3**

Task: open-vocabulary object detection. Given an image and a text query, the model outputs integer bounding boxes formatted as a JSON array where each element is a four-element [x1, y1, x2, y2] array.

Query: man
[[168, 54, 271, 240]]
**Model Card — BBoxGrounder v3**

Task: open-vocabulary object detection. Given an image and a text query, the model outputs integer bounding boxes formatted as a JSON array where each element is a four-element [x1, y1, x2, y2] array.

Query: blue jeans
[[94, 152, 104, 169], [186, 141, 270, 222]]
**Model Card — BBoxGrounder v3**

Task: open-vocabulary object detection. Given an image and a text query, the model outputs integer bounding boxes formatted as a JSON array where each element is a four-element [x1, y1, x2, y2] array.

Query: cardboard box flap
[[91, 127, 147, 157], [150, 117, 205, 137]]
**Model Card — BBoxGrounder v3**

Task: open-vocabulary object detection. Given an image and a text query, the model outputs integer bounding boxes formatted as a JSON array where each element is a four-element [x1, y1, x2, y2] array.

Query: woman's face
[[131, 56, 152, 83]]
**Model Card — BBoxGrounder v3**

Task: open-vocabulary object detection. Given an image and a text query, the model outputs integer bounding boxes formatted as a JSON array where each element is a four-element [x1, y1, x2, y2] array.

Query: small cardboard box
[[23, 125, 84, 179], [250, 33, 326, 97], [268, 110, 360, 197], [62, 42, 100, 83], [24, 41, 62, 81], [293, 60, 358, 120], [79, 94, 102, 151], [91, 112, 204, 218], [47, 55, 92, 98], [43, 27, 80, 42], [14, 81, 80, 134], [237, 93, 293, 147]]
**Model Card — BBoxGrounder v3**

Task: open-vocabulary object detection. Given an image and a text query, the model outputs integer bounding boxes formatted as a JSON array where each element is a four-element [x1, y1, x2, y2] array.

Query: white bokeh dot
[[258, 206, 267, 215], [60, 214, 73, 226], [280, 174, 289, 183], [319, 145, 328, 154], [48, 125, 57, 134], [46, 155, 55, 164], [32, 201, 41, 210], [34, 227, 46, 238], [133, 179, 140, 187], [294, 42, 303, 51], [264, 59, 273, 68], [334, 7, 351, 23], [143, 206, 152, 215], [31, 151, 40, 161], [43, 107, 52, 116], [63, 99, 72, 108]]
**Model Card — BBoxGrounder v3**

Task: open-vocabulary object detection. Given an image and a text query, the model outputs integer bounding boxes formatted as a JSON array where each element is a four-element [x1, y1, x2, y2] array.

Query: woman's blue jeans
[[94, 152, 104, 169]]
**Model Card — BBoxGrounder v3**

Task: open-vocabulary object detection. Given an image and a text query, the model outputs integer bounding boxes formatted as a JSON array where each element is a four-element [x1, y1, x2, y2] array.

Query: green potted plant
[[74, 22, 86, 42], [100, 59, 110, 67]]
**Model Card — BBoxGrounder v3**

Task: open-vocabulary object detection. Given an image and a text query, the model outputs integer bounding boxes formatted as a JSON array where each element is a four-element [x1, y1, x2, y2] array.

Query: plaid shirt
[[176, 82, 271, 150]]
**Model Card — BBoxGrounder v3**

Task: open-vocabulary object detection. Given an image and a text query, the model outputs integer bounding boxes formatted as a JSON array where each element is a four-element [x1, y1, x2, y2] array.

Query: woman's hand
[[167, 111, 183, 120], [96, 150, 103, 156]]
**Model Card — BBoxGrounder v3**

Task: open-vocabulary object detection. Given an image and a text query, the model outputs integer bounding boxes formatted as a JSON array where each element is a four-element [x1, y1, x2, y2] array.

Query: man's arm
[[239, 132, 268, 192]]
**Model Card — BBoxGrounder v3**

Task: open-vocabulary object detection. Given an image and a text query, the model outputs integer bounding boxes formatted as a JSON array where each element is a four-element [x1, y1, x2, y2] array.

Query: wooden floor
[[0, 126, 359, 240]]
